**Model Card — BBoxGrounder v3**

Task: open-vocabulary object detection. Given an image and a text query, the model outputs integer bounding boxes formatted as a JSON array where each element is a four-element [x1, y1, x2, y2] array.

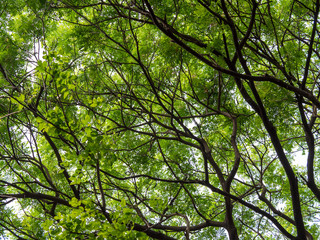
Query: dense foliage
[[1, 0, 320, 239]]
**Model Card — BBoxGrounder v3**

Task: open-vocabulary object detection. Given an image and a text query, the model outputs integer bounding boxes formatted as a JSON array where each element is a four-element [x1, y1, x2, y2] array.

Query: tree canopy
[[1, 0, 320, 239]]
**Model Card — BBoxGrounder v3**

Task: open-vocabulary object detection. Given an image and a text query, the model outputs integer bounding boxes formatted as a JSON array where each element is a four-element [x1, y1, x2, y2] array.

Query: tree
[[0, 0, 320, 239]]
